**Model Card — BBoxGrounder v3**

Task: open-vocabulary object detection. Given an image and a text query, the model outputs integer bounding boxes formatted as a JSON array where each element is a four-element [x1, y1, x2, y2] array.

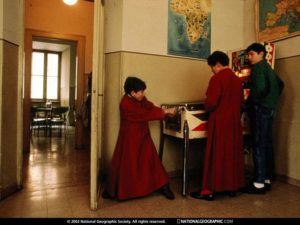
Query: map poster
[[257, 0, 300, 42], [168, 0, 211, 59]]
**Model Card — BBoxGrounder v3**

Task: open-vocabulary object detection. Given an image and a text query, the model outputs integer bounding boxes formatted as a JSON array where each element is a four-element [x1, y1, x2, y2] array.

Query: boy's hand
[[164, 107, 177, 117]]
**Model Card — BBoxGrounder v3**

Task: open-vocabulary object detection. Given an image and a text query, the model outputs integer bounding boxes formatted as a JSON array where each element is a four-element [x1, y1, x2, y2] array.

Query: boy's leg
[[253, 105, 267, 185], [265, 109, 275, 191], [245, 105, 267, 194]]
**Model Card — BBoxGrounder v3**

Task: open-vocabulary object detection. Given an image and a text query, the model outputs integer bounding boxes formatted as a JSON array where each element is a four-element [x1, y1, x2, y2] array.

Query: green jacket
[[250, 59, 284, 109]]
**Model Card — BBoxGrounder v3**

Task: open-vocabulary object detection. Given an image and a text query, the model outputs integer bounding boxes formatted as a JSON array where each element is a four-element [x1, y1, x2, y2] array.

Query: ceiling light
[[63, 0, 78, 5]]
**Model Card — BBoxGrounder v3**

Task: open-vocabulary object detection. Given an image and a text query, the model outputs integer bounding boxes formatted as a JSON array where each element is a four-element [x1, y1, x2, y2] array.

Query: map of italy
[[170, 0, 211, 44], [259, 0, 300, 41]]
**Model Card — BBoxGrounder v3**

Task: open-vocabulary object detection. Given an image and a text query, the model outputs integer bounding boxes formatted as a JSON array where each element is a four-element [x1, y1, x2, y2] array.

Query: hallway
[[0, 129, 300, 218]]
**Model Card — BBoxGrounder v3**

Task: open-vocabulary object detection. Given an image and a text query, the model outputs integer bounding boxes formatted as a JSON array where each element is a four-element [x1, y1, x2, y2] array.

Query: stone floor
[[0, 127, 300, 218]]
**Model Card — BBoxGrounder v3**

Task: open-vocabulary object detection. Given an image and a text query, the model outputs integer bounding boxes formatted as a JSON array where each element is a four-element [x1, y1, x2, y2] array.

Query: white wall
[[243, 0, 256, 48], [274, 36, 300, 59], [0, 0, 3, 39], [104, 0, 123, 53], [122, 0, 168, 55], [211, 0, 244, 52], [0, 0, 20, 45], [105, 0, 247, 55]]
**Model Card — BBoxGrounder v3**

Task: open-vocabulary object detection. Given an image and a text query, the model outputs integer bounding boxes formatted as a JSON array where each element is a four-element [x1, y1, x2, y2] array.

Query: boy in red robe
[[190, 51, 245, 201], [102, 77, 176, 200]]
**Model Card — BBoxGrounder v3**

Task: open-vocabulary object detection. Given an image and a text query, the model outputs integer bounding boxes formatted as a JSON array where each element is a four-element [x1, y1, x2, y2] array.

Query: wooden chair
[[31, 106, 48, 137], [50, 106, 69, 137]]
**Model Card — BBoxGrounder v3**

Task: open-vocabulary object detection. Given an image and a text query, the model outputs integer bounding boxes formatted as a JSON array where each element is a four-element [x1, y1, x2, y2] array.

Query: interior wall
[[25, 0, 94, 73], [274, 56, 300, 184], [103, 0, 250, 174], [122, 52, 211, 173], [103, 52, 122, 171], [241, 0, 300, 184], [0, 0, 21, 198], [1, 42, 18, 192], [104, 0, 123, 53], [106, 0, 245, 55], [211, 0, 244, 52], [104, 0, 300, 185], [1, 0, 21, 45], [103, 51, 210, 173], [243, 0, 256, 47], [121, 0, 168, 55]]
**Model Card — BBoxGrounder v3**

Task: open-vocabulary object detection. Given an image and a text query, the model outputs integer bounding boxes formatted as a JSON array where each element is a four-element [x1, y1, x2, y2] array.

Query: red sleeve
[[205, 75, 222, 112], [121, 96, 165, 122]]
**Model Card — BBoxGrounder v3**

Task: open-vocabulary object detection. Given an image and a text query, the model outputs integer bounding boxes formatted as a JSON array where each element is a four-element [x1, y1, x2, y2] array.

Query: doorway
[[24, 29, 87, 152], [0, 0, 103, 210], [31, 37, 77, 129], [20, 0, 103, 210]]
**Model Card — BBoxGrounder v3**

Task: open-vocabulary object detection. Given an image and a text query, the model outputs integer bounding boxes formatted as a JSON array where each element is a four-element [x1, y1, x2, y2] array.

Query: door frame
[[90, 0, 105, 210], [23, 29, 86, 152], [17, 0, 25, 188], [19, 0, 104, 211]]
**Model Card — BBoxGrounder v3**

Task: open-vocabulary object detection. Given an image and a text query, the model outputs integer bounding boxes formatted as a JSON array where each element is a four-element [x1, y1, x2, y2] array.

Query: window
[[31, 51, 61, 101]]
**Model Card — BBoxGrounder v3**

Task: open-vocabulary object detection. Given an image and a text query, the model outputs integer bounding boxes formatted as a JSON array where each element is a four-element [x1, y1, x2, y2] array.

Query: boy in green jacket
[[245, 43, 284, 194]]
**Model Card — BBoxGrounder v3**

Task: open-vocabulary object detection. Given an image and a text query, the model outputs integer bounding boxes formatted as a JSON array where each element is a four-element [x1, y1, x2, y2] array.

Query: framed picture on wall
[[256, 0, 300, 42], [168, 0, 211, 59]]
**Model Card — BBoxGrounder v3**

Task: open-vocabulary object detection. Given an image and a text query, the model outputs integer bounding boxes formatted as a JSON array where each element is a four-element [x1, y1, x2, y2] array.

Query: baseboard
[[101, 168, 300, 188], [244, 165, 300, 188], [168, 167, 300, 188], [0, 182, 20, 200], [276, 174, 300, 187]]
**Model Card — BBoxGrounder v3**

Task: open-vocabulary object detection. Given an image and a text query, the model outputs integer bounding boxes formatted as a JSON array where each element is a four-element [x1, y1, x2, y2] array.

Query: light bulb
[[63, 0, 78, 5]]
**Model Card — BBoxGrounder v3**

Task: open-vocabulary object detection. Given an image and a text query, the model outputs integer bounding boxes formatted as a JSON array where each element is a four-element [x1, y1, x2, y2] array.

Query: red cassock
[[106, 95, 169, 200], [202, 68, 245, 192]]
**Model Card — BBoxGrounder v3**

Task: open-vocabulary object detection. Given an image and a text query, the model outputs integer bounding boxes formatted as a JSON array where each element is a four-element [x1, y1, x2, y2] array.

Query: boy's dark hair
[[124, 77, 146, 94], [246, 43, 267, 58], [207, 51, 229, 66]]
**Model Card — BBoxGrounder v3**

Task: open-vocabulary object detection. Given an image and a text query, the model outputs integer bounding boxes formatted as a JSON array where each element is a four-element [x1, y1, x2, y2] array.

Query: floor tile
[[1, 128, 300, 219]]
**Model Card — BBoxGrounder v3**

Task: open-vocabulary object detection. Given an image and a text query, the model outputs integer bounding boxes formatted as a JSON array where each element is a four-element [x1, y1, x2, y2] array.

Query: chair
[[50, 106, 69, 137], [31, 106, 48, 137]]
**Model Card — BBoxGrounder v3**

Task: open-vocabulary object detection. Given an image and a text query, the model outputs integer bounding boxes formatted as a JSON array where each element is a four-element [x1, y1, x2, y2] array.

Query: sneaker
[[244, 183, 266, 195], [161, 187, 175, 200]]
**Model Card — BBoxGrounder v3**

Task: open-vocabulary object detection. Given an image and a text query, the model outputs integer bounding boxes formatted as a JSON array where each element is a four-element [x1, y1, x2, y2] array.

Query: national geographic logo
[[177, 219, 234, 224]]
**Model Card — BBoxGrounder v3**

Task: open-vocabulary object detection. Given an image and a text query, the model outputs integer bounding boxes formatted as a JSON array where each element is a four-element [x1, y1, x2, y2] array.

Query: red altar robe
[[202, 68, 245, 192], [106, 95, 169, 200]]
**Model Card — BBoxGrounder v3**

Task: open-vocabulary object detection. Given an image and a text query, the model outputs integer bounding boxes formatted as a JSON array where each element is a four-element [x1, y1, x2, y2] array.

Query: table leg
[[159, 121, 165, 161], [183, 120, 189, 196]]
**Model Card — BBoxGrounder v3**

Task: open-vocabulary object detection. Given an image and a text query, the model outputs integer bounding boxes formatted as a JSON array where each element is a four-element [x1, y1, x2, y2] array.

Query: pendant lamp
[[63, 0, 78, 5]]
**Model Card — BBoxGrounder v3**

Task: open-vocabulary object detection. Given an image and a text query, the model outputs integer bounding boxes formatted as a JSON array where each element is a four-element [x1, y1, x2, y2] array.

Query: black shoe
[[225, 191, 236, 197], [265, 183, 271, 191], [102, 190, 114, 199], [190, 191, 214, 201], [161, 187, 175, 200], [244, 183, 266, 195]]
